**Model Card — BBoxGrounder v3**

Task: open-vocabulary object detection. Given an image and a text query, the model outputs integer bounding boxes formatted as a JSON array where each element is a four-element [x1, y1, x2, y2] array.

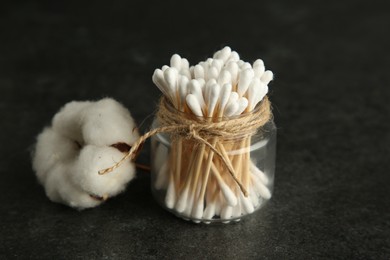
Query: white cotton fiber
[[52, 101, 92, 144], [33, 128, 79, 185], [33, 98, 139, 209], [45, 162, 101, 209], [82, 98, 139, 147], [70, 145, 135, 198]]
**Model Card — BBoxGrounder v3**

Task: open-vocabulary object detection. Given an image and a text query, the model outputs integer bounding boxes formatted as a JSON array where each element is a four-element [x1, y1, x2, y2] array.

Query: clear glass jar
[[150, 107, 277, 224]]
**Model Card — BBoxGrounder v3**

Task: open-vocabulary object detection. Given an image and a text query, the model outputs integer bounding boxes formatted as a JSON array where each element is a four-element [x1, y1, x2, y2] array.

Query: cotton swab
[[224, 94, 239, 117], [178, 76, 189, 110], [239, 190, 254, 214], [214, 46, 231, 62], [176, 95, 206, 214], [210, 163, 238, 206], [186, 94, 203, 117], [152, 69, 170, 100], [194, 65, 204, 79], [191, 83, 222, 219], [226, 62, 239, 86], [247, 78, 262, 111], [170, 54, 182, 70], [165, 174, 176, 209], [211, 59, 223, 73], [237, 69, 254, 96], [251, 175, 272, 199], [253, 59, 264, 68], [260, 70, 274, 85], [207, 66, 219, 80], [164, 68, 179, 103], [253, 59, 265, 78], [235, 97, 249, 115], [218, 70, 232, 86], [189, 80, 206, 112], [240, 62, 252, 70], [221, 205, 233, 223], [199, 82, 237, 218], [250, 161, 269, 185], [226, 51, 240, 63]]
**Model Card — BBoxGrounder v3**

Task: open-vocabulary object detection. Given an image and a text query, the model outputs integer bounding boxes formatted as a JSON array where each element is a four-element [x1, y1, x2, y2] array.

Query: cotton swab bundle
[[152, 46, 274, 223], [33, 98, 139, 209]]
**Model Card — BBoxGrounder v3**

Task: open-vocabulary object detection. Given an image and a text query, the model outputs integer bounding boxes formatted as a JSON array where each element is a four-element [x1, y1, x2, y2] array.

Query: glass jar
[[150, 106, 277, 224]]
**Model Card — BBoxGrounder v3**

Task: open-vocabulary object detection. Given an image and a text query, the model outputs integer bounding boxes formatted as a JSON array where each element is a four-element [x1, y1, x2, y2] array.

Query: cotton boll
[[33, 128, 79, 185], [45, 162, 102, 209], [82, 98, 139, 147], [70, 145, 136, 198], [52, 101, 92, 144], [33, 98, 139, 209]]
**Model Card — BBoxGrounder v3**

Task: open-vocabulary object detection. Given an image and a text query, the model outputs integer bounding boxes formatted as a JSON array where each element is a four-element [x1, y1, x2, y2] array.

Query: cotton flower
[[32, 98, 139, 209]]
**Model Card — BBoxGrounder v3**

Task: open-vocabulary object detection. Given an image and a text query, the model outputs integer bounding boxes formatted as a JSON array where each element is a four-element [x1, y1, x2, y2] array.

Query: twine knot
[[99, 96, 272, 196]]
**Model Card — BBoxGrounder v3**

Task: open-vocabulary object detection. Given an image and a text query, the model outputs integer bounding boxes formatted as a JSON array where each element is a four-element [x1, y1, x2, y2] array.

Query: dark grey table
[[1, 1, 389, 259]]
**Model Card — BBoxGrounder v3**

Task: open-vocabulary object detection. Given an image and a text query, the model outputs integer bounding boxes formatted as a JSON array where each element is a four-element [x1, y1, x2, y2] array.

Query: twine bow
[[99, 96, 272, 197]]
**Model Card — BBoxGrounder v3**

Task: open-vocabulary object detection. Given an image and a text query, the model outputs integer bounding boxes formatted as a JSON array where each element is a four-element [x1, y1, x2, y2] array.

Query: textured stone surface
[[0, 0, 389, 259]]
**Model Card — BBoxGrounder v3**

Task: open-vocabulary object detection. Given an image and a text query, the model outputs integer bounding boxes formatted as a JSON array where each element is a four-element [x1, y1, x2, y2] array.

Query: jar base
[[152, 190, 269, 224]]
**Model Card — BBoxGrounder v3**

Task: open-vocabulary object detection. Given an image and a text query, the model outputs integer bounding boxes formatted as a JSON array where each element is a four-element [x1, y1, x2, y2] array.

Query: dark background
[[1, 0, 389, 259]]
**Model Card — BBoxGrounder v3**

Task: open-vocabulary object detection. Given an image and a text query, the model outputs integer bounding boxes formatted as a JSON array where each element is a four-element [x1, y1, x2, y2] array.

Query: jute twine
[[99, 96, 272, 196]]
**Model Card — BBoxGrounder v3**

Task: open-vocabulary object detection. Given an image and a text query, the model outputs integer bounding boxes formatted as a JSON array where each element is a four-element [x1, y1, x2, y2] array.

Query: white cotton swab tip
[[240, 62, 252, 70], [181, 58, 189, 69], [226, 62, 239, 84], [189, 79, 206, 110], [252, 179, 272, 199], [237, 68, 254, 96], [219, 46, 232, 61], [218, 70, 231, 86], [186, 94, 203, 117], [224, 99, 239, 117], [239, 191, 254, 214], [175, 187, 189, 213], [192, 202, 204, 220], [253, 59, 264, 68], [211, 59, 223, 72], [251, 162, 269, 185], [221, 205, 233, 223], [247, 78, 261, 110], [194, 65, 204, 79], [164, 67, 178, 89], [203, 202, 216, 220], [227, 51, 240, 63], [164, 180, 176, 209], [219, 181, 238, 206], [178, 76, 189, 109], [170, 54, 182, 70], [230, 92, 239, 102], [152, 69, 169, 97], [254, 62, 265, 78], [260, 70, 274, 85], [207, 84, 221, 117], [235, 97, 249, 115], [219, 83, 232, 113], [208, 66, 219, 80], [232, 200, 242, 219]]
